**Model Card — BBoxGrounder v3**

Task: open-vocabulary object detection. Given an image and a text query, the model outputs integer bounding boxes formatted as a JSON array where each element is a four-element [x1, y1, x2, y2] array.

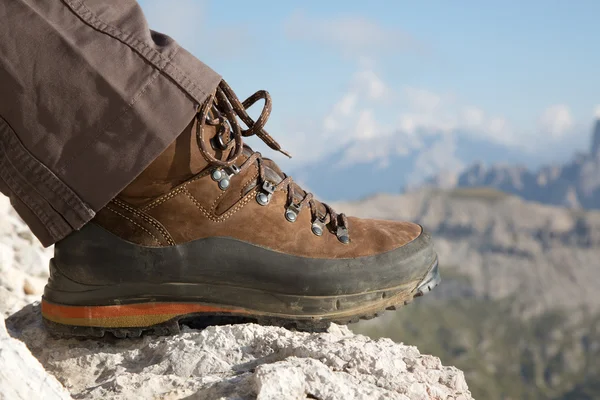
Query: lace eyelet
[[225, 164, 240, 175], [209, 121, 233, 151], [256, 181, 276, 206], [218, 179, 230, 190], [285, 203, 302, 223], [311, 219, 325, 236], [211, 132, 231, 150], [211, 165, 240, 191], [336, 226, 350, 244]]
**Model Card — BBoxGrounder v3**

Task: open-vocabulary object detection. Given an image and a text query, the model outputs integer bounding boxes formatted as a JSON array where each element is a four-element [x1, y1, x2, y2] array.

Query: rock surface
[[0, 315, 72, 400], [7, 305, 471, 400], [0, 195, 52, 317]]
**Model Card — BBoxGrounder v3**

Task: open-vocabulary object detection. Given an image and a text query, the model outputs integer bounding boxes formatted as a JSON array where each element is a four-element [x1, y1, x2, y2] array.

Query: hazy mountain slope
[[336, 188, 600, 316]]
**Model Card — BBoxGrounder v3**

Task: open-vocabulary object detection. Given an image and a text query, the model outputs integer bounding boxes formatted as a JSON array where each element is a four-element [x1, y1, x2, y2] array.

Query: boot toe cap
[[347, 217, 423, 256]]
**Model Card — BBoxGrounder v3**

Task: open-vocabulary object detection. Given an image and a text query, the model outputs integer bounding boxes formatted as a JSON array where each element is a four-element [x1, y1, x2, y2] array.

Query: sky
[[138, 0, 600, 170]]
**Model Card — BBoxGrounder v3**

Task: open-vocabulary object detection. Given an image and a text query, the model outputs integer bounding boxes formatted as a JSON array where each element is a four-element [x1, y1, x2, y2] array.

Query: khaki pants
[[0, 0, 221, 246]]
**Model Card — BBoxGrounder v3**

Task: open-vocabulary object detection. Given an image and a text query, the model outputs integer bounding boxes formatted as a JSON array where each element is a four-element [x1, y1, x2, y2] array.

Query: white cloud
[[355, 110, 377, 140], [324, 92, 358, 133], [403, 88, 442, 113], [285, 12, 420, 59], [277, 12, 579, 173], [538, 104, 573, 139], [488, 117, 510, 137], [462, 107, 485, 128], [394, 89, 517, 148], [304, 65, 521, 169], [335, 93, 358, 117], [354, 70, 388, 100], [263, 62, 568, 175], [594, 105, 600, 119], [322, 68, 389, 137], [323, 69, 389, 134]]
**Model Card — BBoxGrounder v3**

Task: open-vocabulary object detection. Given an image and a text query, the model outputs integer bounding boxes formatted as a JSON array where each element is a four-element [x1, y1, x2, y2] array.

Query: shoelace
[[196, 80, 350, 243]]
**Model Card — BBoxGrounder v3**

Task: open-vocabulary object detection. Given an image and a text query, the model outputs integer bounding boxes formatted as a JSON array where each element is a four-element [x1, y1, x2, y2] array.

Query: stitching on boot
[[140, 171, 210, 212], [141, 186, 187, 212], [209, 187, 228, 214], [112, 199, 176, 246], [183, 188, 257, 222], [105, 206, 162, 246]]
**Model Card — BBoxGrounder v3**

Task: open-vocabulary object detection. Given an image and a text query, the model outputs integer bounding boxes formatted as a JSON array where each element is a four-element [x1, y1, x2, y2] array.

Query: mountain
[[335, 189, 600, 399], [423, 120, 600, 209], [290, 131, 536, 202]]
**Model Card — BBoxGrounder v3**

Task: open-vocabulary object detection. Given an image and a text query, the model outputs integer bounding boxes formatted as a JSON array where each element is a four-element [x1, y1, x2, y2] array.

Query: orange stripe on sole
[[41, 299, 247, 328]]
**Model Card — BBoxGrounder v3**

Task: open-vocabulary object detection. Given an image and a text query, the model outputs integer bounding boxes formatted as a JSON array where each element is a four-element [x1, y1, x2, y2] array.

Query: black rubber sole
[[43, 259, 440, 339]]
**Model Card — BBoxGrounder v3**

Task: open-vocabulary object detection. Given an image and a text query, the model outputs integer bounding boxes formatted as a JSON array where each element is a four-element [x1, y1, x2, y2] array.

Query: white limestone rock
[[0, 317, 72, 400], [0, 195, 52, 317], [7, 305, 472, 400]]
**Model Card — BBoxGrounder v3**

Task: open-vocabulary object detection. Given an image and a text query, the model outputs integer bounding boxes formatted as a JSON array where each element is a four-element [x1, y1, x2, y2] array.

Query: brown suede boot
[[41, 80, 440, 338]]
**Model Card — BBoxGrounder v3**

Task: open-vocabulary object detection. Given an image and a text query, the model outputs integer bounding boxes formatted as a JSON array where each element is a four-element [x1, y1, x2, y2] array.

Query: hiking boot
[[41, 80, 440, 338]]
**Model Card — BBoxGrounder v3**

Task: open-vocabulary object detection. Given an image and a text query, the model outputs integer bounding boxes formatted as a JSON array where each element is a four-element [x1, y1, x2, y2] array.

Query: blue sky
[[138, 0, 600, 170]]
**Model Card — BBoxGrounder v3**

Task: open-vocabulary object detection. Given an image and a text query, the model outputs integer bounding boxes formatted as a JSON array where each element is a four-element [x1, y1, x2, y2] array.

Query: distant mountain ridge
[[423, 120, 600, 209], [290, 131, 535, 202]]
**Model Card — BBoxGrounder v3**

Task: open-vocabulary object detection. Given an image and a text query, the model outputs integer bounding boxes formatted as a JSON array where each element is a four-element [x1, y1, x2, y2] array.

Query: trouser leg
[[0, 0, 220, 246]]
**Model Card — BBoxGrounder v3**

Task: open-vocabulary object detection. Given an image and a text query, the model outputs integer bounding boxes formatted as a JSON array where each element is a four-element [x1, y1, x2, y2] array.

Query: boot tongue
[[261, 158, 285, 185]]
